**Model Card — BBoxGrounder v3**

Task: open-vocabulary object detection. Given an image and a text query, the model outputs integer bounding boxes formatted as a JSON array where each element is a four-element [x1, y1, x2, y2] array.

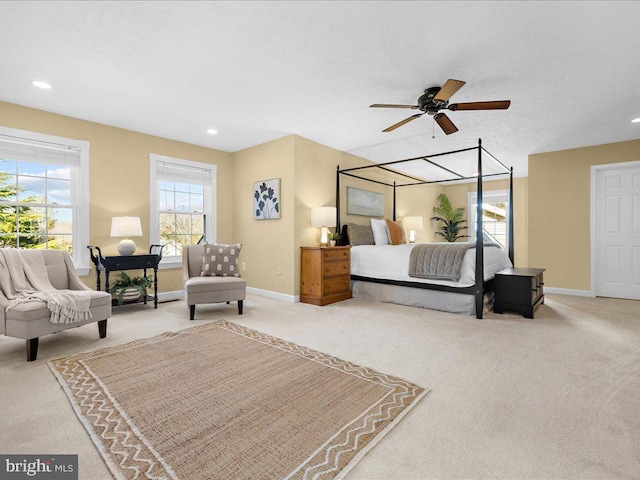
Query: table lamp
[[111, 216, 143, 255], [403, 216, 423, 243], [311, 206, 336, 246]]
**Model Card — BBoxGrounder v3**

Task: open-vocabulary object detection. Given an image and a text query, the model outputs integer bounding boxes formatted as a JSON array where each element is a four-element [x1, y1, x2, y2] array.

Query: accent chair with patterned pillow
[[183, 244, 246, 320], [201, 243, 242, 277]]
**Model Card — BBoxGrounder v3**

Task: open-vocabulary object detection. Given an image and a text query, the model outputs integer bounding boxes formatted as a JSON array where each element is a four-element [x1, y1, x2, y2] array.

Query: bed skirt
[[351, 280, 495, 316]]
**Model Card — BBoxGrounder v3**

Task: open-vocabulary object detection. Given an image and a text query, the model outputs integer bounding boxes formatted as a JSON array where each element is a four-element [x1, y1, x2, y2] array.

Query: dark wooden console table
[[87, 245, 165, 308]]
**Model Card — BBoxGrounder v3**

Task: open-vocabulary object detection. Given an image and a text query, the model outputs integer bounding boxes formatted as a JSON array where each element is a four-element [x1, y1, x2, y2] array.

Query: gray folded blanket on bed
[[408, 243, 475, 281]]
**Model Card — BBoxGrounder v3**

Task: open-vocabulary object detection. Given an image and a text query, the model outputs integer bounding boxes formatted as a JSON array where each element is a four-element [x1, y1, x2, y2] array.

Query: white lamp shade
[[403, 216, 423, 231], [110, 216, 143, 237], [311, 206, 336, 227]]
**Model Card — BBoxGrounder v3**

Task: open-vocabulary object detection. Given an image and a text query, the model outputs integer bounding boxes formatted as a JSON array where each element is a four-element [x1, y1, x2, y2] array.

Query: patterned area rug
[[49, 321, 428, 479]]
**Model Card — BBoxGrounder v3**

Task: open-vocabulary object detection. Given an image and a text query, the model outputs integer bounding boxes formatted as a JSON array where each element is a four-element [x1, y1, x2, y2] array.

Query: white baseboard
[[156, 290, 184, 302], [544, 287, 595, 297], [246, 287, 300, 303], [156, 288, 301, 304]]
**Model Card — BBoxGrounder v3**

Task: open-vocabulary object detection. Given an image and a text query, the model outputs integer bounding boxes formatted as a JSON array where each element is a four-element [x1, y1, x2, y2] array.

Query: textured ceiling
[[1, 1, 639, 177]]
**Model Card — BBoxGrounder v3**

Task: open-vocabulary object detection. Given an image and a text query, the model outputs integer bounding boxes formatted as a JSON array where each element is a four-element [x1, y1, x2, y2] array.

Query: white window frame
[[0, 126, 90, 275], [467, 189, 509, 252], [149, 153, 217, 269]]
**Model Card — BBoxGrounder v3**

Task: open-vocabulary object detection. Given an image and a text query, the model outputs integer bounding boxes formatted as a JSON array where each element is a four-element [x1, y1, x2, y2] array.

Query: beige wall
[[232, 136, 296, 296], [442, 178, 529, 267], [528, 138, 640, 291], [0, 101, 234, 293]]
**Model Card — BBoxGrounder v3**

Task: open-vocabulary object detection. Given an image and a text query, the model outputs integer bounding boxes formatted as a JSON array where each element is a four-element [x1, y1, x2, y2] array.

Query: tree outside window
[[0, 160, 72, 253]]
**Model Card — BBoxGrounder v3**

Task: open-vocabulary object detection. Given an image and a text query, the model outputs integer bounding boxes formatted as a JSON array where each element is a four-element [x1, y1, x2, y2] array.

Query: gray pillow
[[201, 243, 242, 277], [346, 223, 375, 246]]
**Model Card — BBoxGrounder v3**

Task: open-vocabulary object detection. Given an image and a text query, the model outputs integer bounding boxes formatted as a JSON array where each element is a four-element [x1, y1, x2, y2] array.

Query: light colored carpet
[[1, 293, 640, 480], [49, 320, 426, 480]]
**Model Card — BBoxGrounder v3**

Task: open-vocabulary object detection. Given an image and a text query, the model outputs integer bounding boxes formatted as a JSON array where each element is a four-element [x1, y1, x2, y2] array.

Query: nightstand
[[494, 267, 545, 319], [300, 246, 352, 306]]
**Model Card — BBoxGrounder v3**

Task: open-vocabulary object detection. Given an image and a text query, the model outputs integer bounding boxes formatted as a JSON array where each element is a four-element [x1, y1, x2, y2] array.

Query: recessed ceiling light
[[31, 80, 52, 90], [632, 117, 640, 123], [206, 128, 218, 135]]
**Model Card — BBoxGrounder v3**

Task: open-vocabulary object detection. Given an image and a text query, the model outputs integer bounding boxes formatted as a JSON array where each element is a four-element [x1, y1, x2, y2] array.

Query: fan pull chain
[[432, 117, 436, 139]]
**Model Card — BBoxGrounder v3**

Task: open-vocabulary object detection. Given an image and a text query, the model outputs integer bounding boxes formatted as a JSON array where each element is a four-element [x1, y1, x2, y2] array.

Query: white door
[[595, 164, 640, 299]]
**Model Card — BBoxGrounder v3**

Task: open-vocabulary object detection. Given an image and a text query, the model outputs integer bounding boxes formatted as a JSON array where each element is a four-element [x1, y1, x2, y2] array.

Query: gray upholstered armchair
[[182, 244, 246, 320], [0, 250, 112, 361]]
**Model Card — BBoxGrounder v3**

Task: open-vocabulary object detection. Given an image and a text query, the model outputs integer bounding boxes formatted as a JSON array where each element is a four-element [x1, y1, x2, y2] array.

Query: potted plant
[[431, 193, 470, 242], [328, 232, 341, 247], [109, 272, 153, 306]]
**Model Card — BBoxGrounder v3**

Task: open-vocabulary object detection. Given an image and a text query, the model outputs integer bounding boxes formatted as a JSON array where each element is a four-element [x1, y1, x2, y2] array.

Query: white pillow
[[370, 219, 390, 245]]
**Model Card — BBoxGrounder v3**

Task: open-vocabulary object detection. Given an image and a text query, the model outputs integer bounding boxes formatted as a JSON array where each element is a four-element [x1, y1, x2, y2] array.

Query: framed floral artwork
[[253, 178, 281, 220]]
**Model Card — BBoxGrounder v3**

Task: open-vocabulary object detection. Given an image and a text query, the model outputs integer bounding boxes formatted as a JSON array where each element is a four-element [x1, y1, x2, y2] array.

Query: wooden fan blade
[[434, 79, 466, 103], [370, 104, 419, 109], [434, 113, 458, 135], [382, 113, 424, 132], [448, 100, 511, 111]]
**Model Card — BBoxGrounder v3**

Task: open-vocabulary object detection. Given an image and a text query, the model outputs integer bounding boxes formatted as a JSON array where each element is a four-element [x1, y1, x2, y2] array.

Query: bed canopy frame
[[335, 139, 513, 319]]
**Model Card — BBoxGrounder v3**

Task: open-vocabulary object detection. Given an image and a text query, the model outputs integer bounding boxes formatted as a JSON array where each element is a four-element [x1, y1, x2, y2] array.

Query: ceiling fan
[[370, 79, 510, 135]]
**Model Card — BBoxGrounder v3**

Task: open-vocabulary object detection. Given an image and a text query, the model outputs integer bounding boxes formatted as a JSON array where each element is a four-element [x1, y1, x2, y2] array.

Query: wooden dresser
[[300, 246, 352, 306]]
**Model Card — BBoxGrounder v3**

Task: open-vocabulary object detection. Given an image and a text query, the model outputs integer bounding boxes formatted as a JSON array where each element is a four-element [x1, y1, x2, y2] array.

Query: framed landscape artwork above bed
[[347, 187, 384, 217]]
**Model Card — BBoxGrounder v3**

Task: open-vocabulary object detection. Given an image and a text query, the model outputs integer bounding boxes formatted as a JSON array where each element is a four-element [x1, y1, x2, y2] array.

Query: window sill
[[158, 259, 182, 270], [76, 266, 91, 276]]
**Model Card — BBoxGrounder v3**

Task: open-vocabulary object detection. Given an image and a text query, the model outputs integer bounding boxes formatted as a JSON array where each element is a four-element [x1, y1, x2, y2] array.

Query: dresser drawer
[[323, 248, 350, 261], [324, 275, 350, 294], [323, 260, 349, 277]]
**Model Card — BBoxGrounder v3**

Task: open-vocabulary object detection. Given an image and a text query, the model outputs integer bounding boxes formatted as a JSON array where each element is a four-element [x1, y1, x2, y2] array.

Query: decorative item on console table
[[300, 246, 351, 306], [110, 216, 143, 255], [494, 267, 545, 319], [110, 272, 153, 306], [87, 244, 165, 308]]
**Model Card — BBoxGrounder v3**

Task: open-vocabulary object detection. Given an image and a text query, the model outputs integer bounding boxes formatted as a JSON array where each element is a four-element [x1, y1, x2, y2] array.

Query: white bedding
[[350, 243, 513, 288]]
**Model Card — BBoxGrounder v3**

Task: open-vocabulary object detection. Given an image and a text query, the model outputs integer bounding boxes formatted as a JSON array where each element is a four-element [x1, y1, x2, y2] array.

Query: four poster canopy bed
[[335, 139, 514, 319]]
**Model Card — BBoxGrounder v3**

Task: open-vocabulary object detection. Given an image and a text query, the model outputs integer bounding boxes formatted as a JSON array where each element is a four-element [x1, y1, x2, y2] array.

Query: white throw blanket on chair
[[0, 248, 92, 324]]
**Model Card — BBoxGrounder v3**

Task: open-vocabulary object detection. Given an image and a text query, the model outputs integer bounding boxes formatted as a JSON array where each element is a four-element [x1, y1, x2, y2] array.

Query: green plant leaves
[[109, 272, 153, 305], [431, 193, 470, 242]]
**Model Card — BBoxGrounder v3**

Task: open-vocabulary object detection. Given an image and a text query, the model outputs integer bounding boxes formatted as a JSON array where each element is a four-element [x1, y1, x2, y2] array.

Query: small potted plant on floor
[[110, 272, 153, 306]]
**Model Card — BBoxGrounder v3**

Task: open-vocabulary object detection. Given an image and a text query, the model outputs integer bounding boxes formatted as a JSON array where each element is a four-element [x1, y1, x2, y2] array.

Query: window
[[0, 126, 90, 274], [468, 190, 509, 251], [150, 154, 216, 268]]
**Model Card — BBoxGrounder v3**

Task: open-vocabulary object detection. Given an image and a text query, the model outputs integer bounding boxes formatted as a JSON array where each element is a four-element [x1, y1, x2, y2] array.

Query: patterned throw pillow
[[201, 243, 242, 277], [385, 218, 407, 245]]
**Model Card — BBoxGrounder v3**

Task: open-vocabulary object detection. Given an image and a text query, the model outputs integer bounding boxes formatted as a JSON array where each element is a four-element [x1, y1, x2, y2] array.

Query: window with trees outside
[[0, 127, 90, 273], [468, 190, 509, 252], [150, 154, 216, 267]]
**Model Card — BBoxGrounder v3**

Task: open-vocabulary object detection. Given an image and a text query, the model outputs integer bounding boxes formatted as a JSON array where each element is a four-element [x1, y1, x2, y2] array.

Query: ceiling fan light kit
[[370, 79, 511, 135]]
